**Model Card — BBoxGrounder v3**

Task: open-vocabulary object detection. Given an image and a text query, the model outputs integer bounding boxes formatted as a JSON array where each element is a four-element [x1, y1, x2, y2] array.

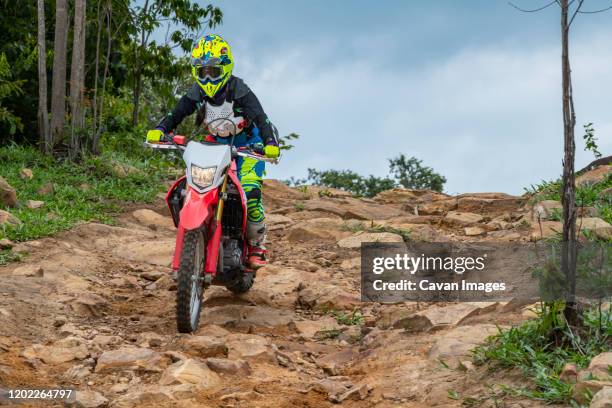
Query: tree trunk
[[131, 0, 149, 127], [93, 3, 113, 154], [132, 71, 142, 126], [37, 0, 50, 154], [50, 0, 70, 148], [91, 0, 103, 153], [69, 0, 87, 157], [560, 0, 578, 326]]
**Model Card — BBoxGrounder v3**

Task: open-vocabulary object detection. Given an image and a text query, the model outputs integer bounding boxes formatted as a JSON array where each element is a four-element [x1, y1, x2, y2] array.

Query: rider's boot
[[246, 221, 268, 269]]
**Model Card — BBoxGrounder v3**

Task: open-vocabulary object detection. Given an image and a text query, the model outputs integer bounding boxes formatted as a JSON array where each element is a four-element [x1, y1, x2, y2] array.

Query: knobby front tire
[[176, 230, 206, 333]]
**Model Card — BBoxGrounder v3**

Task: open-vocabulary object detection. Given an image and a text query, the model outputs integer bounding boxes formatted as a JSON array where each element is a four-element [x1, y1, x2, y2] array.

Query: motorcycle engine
[[222, 239, 242, 273]]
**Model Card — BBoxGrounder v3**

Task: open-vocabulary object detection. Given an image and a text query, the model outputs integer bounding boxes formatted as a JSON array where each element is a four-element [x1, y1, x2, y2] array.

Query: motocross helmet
[[191, 34, 234, 98]]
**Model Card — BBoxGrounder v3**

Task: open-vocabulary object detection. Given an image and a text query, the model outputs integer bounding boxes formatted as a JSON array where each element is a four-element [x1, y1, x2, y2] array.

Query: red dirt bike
[[145, 129, 278, 333]]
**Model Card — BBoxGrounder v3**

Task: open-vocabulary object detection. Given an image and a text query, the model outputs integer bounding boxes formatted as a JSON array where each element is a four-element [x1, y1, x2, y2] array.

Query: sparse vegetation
[[330, 308, 364, 326], [0, 248, 22, 265], [318, 189, 332, 198], [287, 154, 446, 198], [316, 329, 343, 340], [0, 143, 176, 243], [473, 303, 611, 405], [341, 220, 412, 242], [526, 173, 611, 226], [582, 123, 602, 159]]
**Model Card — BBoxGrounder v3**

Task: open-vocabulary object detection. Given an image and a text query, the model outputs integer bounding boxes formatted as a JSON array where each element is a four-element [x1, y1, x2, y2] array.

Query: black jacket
[[157, 76, 278, 146]]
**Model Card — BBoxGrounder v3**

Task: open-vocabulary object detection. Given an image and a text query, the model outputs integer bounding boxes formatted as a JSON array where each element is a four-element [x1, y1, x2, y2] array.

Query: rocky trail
[[1, 168, 611, 407]]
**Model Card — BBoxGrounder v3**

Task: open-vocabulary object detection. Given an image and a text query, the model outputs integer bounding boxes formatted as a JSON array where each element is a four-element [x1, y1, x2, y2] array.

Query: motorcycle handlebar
[[144, 137, 279, 164], [142, 141, 185, 151], [234, 149, 279, 164]]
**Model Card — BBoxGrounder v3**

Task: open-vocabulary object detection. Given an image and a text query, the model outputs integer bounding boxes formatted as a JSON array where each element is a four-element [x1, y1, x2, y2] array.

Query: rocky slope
[[0, 166, 610, 407]]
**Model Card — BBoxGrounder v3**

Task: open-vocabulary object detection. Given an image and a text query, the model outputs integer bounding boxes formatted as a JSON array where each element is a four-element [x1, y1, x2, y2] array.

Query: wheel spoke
[[190, 238, 202, 326], [176, 230, 207, 333]]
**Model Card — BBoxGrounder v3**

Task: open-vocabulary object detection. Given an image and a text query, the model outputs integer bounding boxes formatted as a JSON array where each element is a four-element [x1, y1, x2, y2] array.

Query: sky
[[180, 0, 612, 195]]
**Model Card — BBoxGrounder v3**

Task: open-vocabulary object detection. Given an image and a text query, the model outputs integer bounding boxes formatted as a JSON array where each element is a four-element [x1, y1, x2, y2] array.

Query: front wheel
[[176, 230, 206, 333]]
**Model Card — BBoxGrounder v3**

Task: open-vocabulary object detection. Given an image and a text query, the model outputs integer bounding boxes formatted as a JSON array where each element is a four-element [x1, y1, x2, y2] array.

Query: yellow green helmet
[[191, 34, 234, 98]]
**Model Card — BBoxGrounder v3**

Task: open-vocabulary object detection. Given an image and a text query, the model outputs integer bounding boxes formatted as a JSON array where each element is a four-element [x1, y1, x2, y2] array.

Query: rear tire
[[225, 271, 254, 294], [176, 230, 205, 333]]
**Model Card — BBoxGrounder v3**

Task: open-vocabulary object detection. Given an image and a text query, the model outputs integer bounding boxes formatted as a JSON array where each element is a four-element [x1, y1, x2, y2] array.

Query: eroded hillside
[[0, 166, 611, 407]]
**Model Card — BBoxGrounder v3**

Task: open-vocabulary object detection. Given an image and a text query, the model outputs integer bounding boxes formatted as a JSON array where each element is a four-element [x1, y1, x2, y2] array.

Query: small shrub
[[330, 309, 364, 326], [0, 249, 21, 265]]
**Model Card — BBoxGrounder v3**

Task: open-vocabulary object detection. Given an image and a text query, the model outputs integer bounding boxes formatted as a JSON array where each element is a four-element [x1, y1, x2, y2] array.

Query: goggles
[[192, 56, 227, 82], [196, 65, 224, 82]]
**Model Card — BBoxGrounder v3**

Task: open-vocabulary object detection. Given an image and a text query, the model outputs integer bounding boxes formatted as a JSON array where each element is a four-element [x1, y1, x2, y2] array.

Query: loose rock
[[11, 265, 44, 277], [579, 217, 612, 240], [132, 209, 173, 230], [69, 390, 108, 408], [37, 182, 54, 196], [205, 357, 252, 375], [576, 165, 611, 186], [395, 303, 481, 331], [19, 168, 33, 180], [159, 358, 221, 389], [226, 334, 277, 364], [0, 209, 21, 226], [179, 335, 228, 358], [95, 347, 169, 373], [26, 200, 45, 209], [0, 176, 17, 207], [590, 387, 612, 408], [428, 324, 499, 367], [23, 337, 89, 365], [464, 226, 486, 236], [337, 232, 404, 248], [0, 238, 13, 249], [444, 211, 484, 226]]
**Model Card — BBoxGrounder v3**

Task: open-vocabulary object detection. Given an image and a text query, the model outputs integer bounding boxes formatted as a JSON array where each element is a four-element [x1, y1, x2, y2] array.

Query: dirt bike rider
[[146, 34, 279, 270]]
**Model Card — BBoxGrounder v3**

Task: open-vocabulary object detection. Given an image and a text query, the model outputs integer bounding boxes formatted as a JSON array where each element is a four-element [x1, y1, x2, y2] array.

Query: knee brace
[[247, 220, 267, 247]]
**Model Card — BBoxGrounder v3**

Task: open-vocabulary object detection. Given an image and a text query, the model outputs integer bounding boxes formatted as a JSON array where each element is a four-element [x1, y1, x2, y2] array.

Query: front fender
[[171, 187, 219, 270], [179, 187, 218, 231]]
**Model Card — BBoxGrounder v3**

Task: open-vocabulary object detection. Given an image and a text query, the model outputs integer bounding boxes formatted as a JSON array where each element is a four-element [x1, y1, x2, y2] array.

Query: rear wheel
[[225, 271, 254, 294], [176, 230, 205, 333]]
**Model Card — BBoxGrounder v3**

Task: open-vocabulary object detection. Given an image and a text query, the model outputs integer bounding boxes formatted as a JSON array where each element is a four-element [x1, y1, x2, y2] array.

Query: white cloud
[[234, 30, 611, 194]]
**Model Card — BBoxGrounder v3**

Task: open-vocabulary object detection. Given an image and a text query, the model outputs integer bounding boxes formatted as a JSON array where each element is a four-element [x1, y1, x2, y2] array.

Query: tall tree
[[126, 0, 222, 126], [388, 154, 447, 192], [559, 0, 578, 325], [91, 0, 106, 154], [0, 53, 24, 135], [37, 0, 50, 154], [510, 0, 612, 325], [92, 2, 113, 154], [50, 0, 70, 147], [69, 0, 87, 156]]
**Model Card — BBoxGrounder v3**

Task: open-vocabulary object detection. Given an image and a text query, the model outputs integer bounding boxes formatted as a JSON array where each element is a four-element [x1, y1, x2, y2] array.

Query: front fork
[[203, 170, 230, 279], [171, 170, 229, 284]]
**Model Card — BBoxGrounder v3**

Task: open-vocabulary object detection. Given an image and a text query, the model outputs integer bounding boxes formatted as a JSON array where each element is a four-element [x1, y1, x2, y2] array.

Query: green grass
[[0, 143, 177, 250], [0, 248, 22, 264], [525, 179, 563, 202], [526, 173, 612, 225], [330, 308, 364, 326], [341, 220, 412, 242], [472, 302, 611, 405]]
